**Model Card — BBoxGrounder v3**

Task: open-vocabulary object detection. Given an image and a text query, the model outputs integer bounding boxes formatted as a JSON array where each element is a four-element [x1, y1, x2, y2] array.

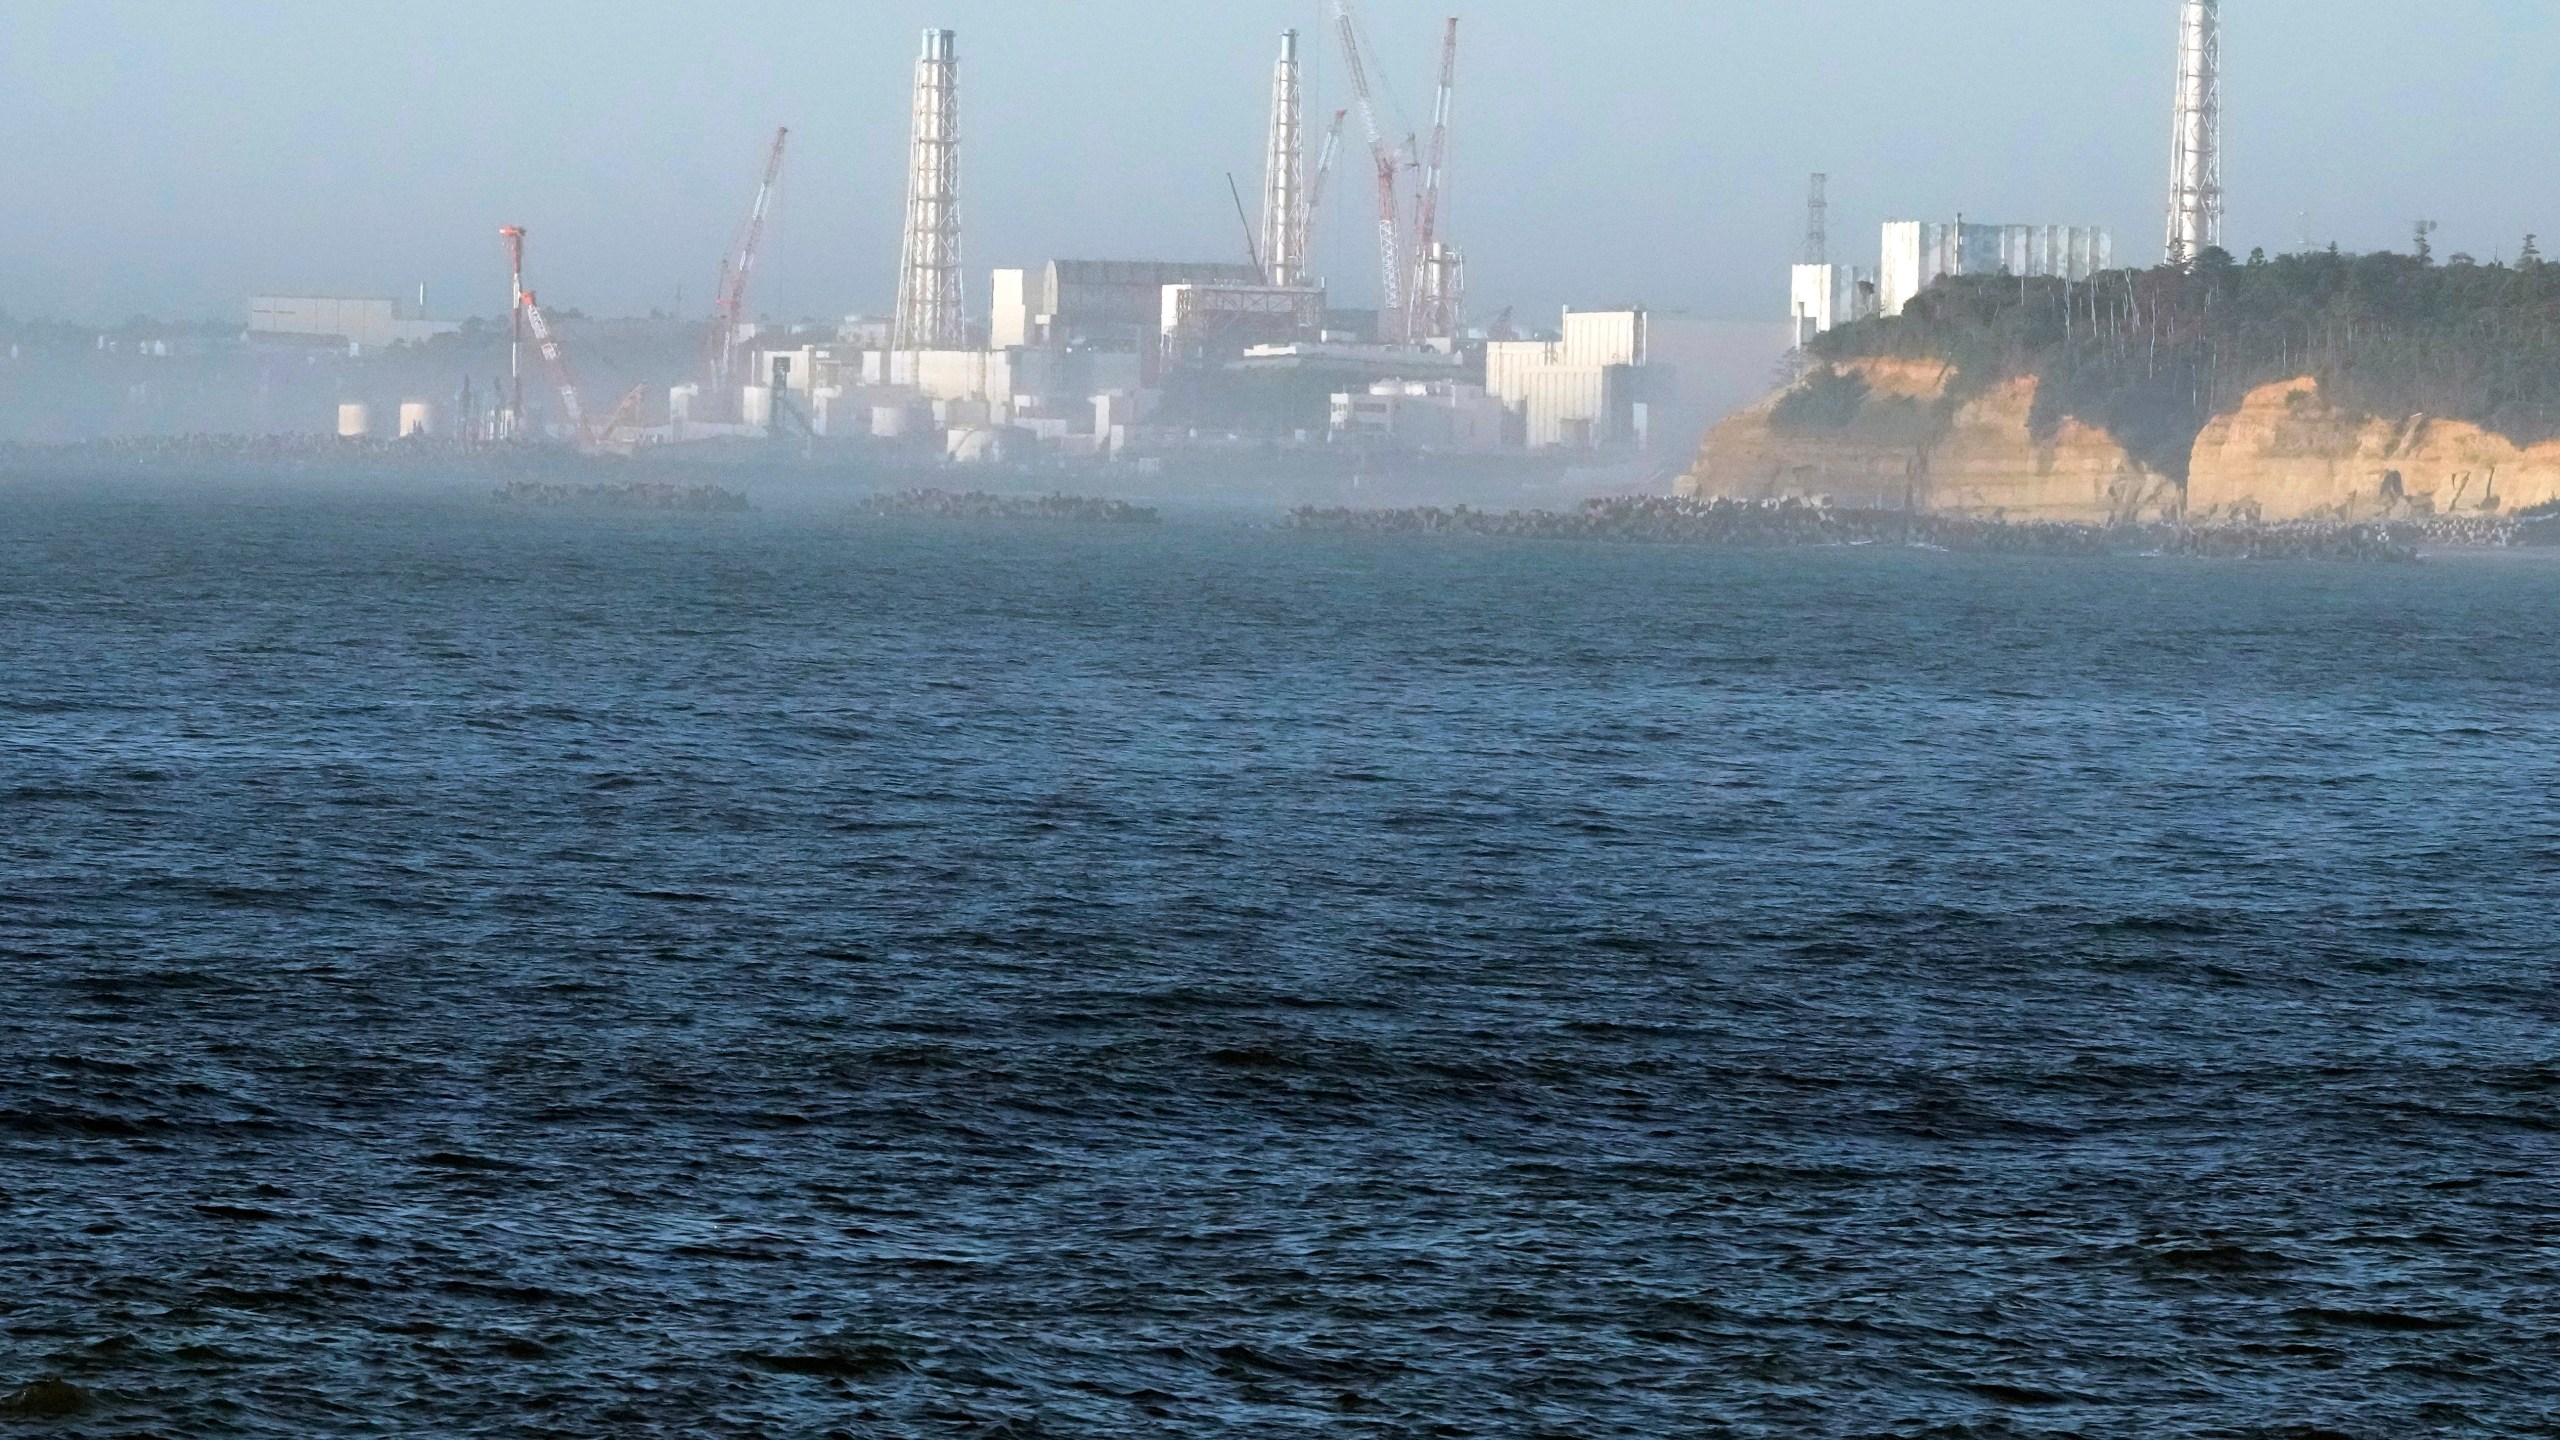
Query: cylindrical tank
[[741, 385, 774, 432], [397, 402, 433, 439], [337, 403, 372, 439], [871, 404, 912, 439]]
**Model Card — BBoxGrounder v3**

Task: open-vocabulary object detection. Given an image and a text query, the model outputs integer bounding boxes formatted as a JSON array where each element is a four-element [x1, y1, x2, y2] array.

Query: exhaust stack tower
[[894, 28, 966, 352], [1260, 30, 1309, 289], [1805, 174, 1829, 265], [2164, 0, 2222, 267]]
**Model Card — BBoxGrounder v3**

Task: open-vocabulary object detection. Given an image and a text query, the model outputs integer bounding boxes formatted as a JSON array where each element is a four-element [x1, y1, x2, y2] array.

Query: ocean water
[[4, 482, 2558, 1438]]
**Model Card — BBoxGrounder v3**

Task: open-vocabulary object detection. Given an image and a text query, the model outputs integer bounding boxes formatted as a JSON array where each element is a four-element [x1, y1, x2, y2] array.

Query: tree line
[[1803, 245, 2560, 479]]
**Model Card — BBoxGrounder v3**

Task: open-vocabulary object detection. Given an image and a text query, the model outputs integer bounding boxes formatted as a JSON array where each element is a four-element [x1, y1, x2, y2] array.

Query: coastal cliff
[[1685, 365, 2560, 525], [1681, 358, 2181, 524], [1687, 247, 2560, 525], [2189, 378, 2560, 521]]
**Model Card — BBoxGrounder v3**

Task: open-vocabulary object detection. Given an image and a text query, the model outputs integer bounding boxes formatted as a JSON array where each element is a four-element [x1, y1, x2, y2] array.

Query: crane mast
[[1331, 0, 1405, 344], [499, 226, 596, 449], [1407, 18, 1460, 343], [1306, 108, 1349, 230], [707, 128, 790, 419], [504, 226, 526, 438]]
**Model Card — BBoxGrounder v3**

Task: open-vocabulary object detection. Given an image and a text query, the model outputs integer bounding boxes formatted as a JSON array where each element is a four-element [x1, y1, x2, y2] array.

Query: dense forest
[[1798, 245, 2560, 479]]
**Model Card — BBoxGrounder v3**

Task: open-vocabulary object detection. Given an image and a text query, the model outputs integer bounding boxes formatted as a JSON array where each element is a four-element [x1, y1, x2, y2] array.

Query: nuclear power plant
[[696, 9, 1716, 465], [229, 3, 2246, 464], [1789, 0, 2229, 345]]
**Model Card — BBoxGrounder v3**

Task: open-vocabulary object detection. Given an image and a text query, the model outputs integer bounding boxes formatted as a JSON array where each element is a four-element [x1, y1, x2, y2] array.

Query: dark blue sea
[[5, 481, 2559, 1438]]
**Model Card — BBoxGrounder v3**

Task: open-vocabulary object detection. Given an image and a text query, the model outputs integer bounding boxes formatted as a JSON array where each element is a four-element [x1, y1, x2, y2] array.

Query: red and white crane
[[500, 225, 628, 452], [703, 128, 790, 421], [1305, 108, 1350, 240], [1331, 0, 1407, 345], [1407, 19, 1462, 342]]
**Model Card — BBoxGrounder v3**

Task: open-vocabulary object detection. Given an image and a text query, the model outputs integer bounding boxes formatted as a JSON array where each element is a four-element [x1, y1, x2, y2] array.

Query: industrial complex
[[228, 4, 1754, 472], [1791, 0, 2220, 346], [223, 1, 2230, 477]]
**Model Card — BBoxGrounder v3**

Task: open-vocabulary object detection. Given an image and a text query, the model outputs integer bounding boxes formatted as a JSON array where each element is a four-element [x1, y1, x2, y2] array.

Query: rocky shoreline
[[1279, 497, 2536, 563]]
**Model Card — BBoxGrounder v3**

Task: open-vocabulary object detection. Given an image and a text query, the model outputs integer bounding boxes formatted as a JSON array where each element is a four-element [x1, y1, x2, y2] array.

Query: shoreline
[[1283, 497, 2560, 564]]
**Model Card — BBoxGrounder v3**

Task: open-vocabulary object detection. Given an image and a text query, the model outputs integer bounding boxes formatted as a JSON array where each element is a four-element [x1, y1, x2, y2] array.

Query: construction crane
[[596, 384, 649, 453], [1406, 18, 1460, 342], [1305, 107, 1349, 236], [703, 128, 790, 422], [1332, 0, 1406, 345], [500, 226, 607, 451]]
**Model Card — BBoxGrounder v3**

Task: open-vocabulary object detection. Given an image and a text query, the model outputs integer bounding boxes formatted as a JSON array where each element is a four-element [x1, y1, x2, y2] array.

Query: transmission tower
[[2164, 0, 2223, 267], [1260, 31, 1309, 289], [894, 29, 966, 353], [1806, 174, 1829, 266]]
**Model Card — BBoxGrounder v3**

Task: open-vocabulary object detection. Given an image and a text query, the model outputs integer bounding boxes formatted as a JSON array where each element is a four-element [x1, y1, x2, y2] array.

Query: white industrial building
[[1486, 309, 1652, 450], [991, 260, 1269, 352], [1162, 283, 1325, 368], [1791, 265, 1878, 346], [249, 296, 459, 352], [1480, 308, 1780, 457], [1878, 221, 2113, 318], [1330, 380, 1508, 452]]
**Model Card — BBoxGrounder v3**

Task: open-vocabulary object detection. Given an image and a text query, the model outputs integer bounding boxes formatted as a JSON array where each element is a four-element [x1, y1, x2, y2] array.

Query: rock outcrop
[[1686, 365, 2560, 525], [1679, 359, 2179, 524], [1927, 378, 2181, 524], [1678, 358, 1941, 511], [2188, 378, 2560, 521]]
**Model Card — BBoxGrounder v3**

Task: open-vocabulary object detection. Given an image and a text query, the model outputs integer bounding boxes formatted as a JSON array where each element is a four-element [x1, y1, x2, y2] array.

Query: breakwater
[[1286, 497, 2450, 563], [860, 490, 1160, 524], [496, 481, 750, 512]]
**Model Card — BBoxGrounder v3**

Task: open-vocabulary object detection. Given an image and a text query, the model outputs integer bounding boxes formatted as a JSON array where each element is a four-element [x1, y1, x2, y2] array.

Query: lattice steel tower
[[1806, 174, 1829, 266], [2164, 0, 2223, 267], [894, 29, 966, 352], [1260, 30, 1309, 289]]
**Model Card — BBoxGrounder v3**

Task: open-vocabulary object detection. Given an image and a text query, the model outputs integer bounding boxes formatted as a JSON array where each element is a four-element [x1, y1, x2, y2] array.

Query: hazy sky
[[1, 1, 2553, 326]]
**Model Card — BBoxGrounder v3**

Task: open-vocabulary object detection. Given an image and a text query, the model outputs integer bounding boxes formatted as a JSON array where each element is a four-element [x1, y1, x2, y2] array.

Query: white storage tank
[[397, 402, 433, 439], [741, 385, 774, 432], [337, 403, 372, 439]]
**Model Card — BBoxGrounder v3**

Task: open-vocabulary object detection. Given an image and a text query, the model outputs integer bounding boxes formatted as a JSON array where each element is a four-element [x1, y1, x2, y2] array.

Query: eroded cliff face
[[1928, 378, 2181, 524], [1678, 359, 2178, 523], [2189, 378, 2560, 521], [1685, 365, 2560, 523], [1679, 358, 1928, 510]]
